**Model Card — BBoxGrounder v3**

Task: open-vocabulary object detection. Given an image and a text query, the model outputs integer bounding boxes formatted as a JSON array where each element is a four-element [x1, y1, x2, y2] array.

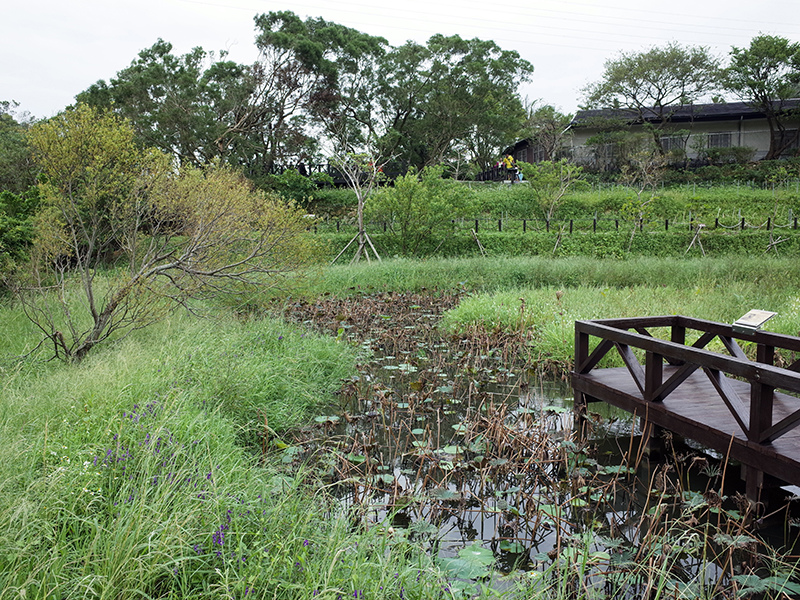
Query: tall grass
[[0, 309, 448, 598], [278, 255, 800, 299], [442, 281, 800, 370]]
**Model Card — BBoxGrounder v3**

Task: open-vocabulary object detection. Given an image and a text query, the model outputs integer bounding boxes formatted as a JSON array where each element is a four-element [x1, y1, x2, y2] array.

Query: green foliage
[[22, 104, 319, 361], [724, 34, 800, 159], [0, 103, 36, 194], [365, 166, 476, 255], [78, 39, 254, 167], [174, 317, 356, 443], [307, 186, 357, 216], [375, 35, 533, 172], [0, 188, 39, 269], [259, 168, 334, 205], [517, 159, 584, 220]]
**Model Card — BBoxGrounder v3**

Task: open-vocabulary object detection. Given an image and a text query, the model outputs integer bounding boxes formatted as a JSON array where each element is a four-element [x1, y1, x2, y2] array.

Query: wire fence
[[310, 214, 800, 236]]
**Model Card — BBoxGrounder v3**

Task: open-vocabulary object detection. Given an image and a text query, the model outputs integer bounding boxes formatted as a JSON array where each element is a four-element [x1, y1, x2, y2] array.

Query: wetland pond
[[279, 292, 800, 598]]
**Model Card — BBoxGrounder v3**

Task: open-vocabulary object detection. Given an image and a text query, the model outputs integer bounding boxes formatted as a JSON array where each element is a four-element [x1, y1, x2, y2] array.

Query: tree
[[375, 35, 532, 172], [523, 103, 573, 162], [582, 43, 721, 153], [21, 104, 317, 361], [329, 150, 386, 264], [0, 101, 36, 194], [618, 135, 666, 249], [78, 40, 253, 167], [365, 165, 474, 256], [723, 34, 800, 160], [517, 159, 583, 221]]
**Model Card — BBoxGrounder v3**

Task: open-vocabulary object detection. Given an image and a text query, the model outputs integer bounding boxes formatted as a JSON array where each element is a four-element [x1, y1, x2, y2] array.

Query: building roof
[[570, 99, 800, 127]]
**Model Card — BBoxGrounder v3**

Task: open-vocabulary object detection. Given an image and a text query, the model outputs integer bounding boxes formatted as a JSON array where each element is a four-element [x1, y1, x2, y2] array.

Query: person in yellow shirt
[[502, 154, 517, 183]]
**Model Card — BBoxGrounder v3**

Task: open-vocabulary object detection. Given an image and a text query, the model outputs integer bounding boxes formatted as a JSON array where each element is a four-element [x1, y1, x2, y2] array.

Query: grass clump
[[442, 281, 800, 371]]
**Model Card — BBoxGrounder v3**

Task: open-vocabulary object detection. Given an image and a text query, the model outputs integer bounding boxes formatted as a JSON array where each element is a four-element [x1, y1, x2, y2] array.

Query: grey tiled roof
[[571, 99, 800, 127]]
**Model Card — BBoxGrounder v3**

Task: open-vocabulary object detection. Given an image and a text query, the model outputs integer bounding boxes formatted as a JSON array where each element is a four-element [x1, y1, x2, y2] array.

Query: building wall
[[568, 116, 799, 166]]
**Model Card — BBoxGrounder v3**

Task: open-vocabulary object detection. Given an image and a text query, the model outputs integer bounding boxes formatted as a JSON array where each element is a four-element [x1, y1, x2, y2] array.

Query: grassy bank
[[278, 255, 800, 372], [285, 255, 800, 298], [0, 311, 448, 598]]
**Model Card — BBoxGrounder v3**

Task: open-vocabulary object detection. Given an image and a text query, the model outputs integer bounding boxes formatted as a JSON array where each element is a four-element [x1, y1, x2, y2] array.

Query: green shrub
[[365, 166, 476, 256]]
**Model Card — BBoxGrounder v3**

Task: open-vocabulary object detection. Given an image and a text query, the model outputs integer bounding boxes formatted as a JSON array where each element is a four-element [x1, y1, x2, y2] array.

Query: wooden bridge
[[571, 315, 800, 502]]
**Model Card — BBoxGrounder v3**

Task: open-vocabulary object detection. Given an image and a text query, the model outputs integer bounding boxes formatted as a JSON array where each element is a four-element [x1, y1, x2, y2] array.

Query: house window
[[529, 145, 547, 162], [516, 148, 528, 163], [778, 129, 799, 152], [707, 132, 732, 148], [661, 135, 686, 153]]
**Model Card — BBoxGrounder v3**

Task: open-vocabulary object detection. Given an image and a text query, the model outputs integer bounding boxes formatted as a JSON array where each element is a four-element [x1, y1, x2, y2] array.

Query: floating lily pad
[[499, 540, 526, 553], [438, 558, 487, 580], [314, 415, 340, 424], [430, 488, 460, 500], [459, 542, 494, 566]]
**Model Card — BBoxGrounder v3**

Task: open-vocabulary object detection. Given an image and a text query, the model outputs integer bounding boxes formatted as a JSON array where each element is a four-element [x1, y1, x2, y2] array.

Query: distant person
[[503, 154, 517, 183]]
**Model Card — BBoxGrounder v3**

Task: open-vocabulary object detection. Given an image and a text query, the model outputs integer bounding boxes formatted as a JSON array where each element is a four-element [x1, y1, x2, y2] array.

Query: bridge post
[[750, 342, 775, 442], [573, 327, 591, 439], [744, 465, 764, 505]]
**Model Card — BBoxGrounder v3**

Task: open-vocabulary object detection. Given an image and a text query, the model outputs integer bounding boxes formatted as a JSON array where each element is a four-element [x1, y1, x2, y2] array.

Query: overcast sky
[[4, 0, 800, 120]]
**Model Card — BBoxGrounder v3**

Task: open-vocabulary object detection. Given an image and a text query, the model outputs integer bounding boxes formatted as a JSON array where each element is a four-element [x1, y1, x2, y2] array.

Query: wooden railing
[[574, 316, 800, 445]]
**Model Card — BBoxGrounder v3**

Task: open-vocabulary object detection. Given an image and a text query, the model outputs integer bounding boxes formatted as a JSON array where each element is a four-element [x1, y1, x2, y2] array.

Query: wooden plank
[[761, 408, 800, 444], [703, 368, 750, 438], [652, 362, 700, 402], [645, 351, 663, 401], [720, 336, 747, 360], [615, 343, 645, 395], [578, 338, 614, 374]]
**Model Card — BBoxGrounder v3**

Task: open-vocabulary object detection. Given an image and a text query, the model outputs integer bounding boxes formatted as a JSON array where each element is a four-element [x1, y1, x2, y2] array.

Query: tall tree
[[0, 101, 36, 194], [582, 42, 721, 153], [723, 34, 800, 160], [78, 40, 251, 166], [249, 11, 388, 174], [379, 35, 532, 171]]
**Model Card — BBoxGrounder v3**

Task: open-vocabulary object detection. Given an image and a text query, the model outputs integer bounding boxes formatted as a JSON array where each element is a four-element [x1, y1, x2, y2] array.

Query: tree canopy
[[581, 42, 721, 152], [21, 104, 317, 361], [723, 34, 800, 159], [0, 101, 36, 194], [77, 12, 532, 182]]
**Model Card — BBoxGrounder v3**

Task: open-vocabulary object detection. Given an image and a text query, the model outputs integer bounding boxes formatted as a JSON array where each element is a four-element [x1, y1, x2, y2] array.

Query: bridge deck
[[573, 365, 800, 487]]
